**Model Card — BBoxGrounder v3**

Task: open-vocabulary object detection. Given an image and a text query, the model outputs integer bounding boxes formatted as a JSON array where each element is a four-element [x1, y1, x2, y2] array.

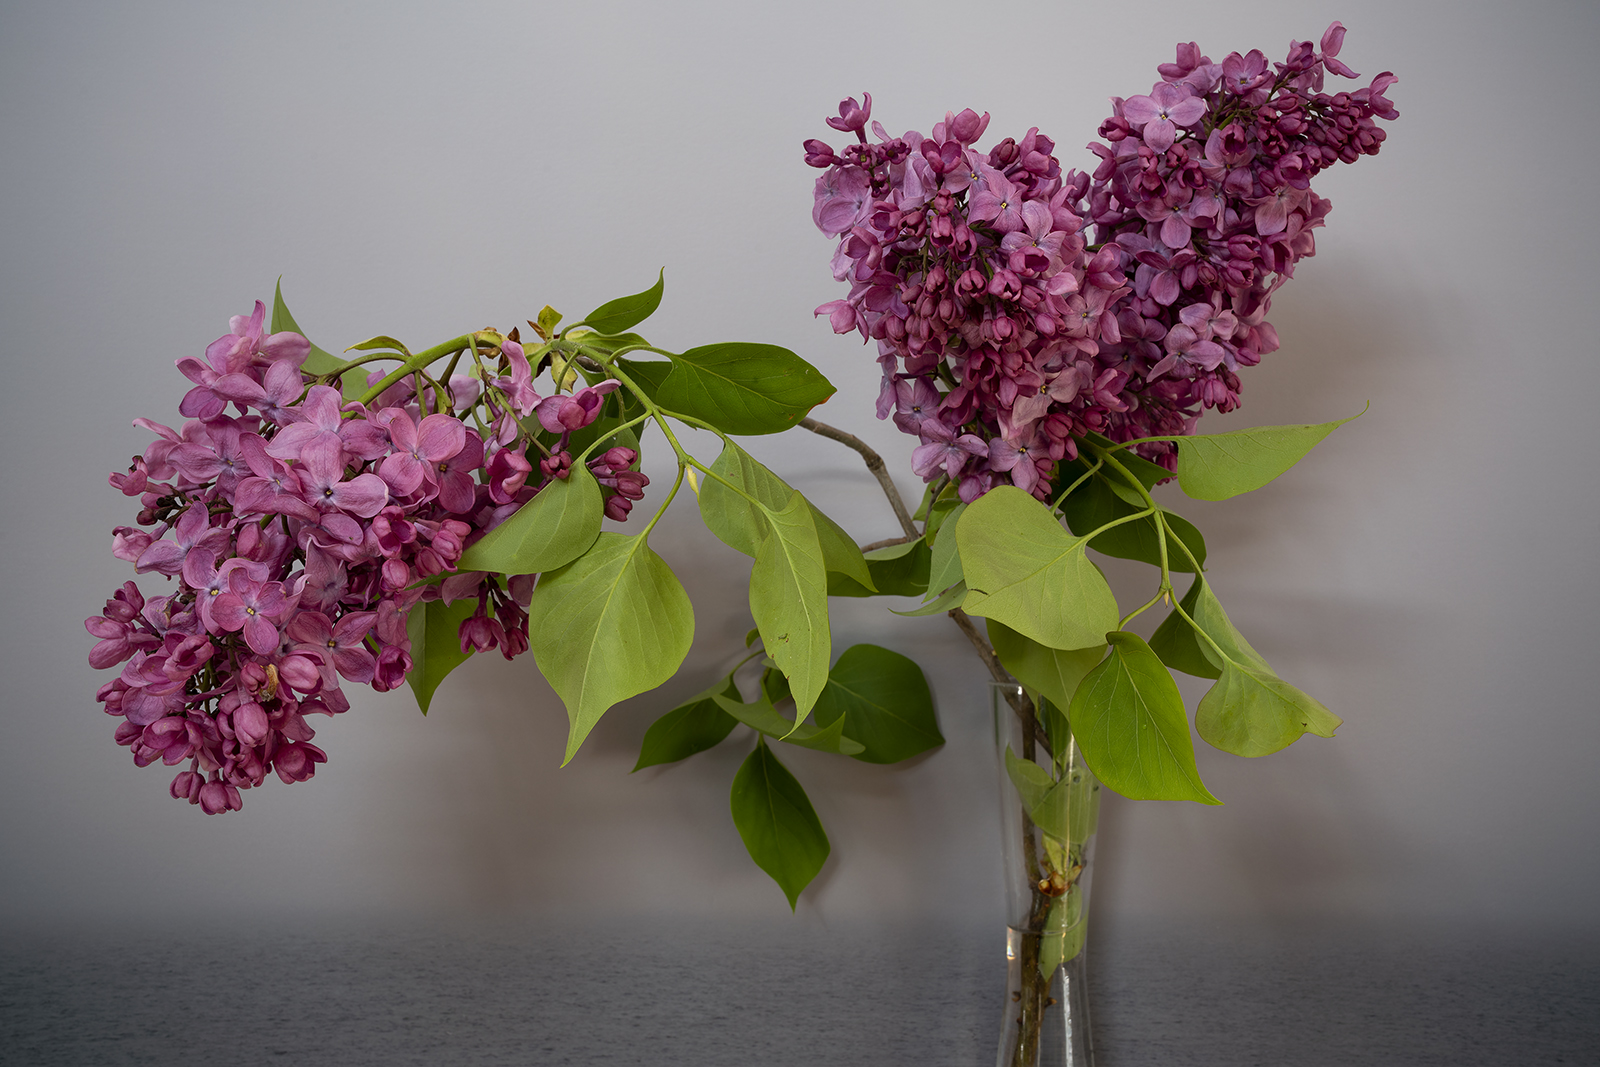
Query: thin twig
[[799, 417, 918, 538], [949, 608, 1051, 753], [802, 416, 1047, 753]]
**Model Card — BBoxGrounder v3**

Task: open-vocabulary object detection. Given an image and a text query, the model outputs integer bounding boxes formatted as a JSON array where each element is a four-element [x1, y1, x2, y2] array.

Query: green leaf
[[1198, 662, 1342, 758], [760, 665, 791, 705], [1064, 764, 1101, 846], [271, 281, 363, 397], [1190, 578, 1272, 674], [454, 465, 603, 575], [956, 486, 1120, 651], [730, 740, 830, 909], [827, 539, 930, 598], [404, 597, 478, 714], [711, 690, 864, 756], [1004, 745, 1055, 813], [614, 355, 671, 398], [748, 492, 831, 717], [1058, 471, 1206, 573], [986, 619, 1104, 716], [924, 491, 963, 540], [810, 644, 943, 764], [1069, 631, 1220, 804], [633, 678, 740, 770], [698, 442, 872, 590], [1173, 412, 1362, 500], [580, 269, 664, 335], [889, 580, 965, 616], [346, 334, 411, 355], [647, 342, 836, 435], [1148, 577, 1220, 679], [1029, 763, 1101, 845], [924, 502, 966, 596], [527, 532, 695, 764]]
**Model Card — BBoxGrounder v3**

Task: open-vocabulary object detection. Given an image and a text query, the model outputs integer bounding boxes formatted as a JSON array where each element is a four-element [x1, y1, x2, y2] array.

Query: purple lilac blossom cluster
[[807, 24, 1397, 498], [87, 304, 648, 812]]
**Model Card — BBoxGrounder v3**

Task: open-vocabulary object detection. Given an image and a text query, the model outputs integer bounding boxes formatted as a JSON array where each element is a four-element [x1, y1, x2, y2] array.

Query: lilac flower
[[434, 431, 484, 514], [825, 93, 872, 137], [534, 381, 618, 434], [134, 502, 232, 577], [297, 440, 389, 518], [912, 422, 987, 480], [378, 411, 467, 497], [286, 610, 378, 686], [210, 571, 291, 655], [891, 378, 942, 435], [1121, 83, 1207, 152], [495, 338, 542, 417], [266, 385, 388, 463]]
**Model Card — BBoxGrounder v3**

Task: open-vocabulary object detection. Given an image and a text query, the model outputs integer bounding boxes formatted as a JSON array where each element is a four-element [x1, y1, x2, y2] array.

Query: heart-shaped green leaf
[[404, 597, 478, 714], [730, 740, 830, 910], [810, 644, 943, 763], [633, 677, 741, 771], [455, 465, 603, 575], [638, 343, 836, 435], [1198, 662, 1342, 757], [1173, 412, 1362, 500], [957, 486, 1119, 651], [527, 532, 694, 764], [1069, 631, 1220, 804]]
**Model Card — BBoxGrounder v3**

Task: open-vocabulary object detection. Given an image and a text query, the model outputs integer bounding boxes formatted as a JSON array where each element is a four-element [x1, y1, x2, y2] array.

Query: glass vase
[[993, 682, 1100, 1067]]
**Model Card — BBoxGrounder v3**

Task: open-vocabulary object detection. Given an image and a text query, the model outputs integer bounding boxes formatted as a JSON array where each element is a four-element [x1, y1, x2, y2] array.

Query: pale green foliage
[[454, 464, 602, 575], [957, 487, 1119, 651], [1173, 412, 1362, 500], [1069, 632, 1220, 804], [527, 532, 695, 764], [987, 619, 1104, 718], [404, 597, 477, 714], [748, 493, 832, 718]]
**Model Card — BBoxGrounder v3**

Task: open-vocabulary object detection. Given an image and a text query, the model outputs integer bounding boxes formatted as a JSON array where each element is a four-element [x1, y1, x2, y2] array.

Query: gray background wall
[[2, 0, 1595, 938]]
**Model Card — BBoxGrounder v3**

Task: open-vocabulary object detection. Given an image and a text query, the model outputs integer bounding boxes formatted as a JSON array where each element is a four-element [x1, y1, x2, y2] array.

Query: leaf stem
[[356, 333, 477, 407], [639, 461, 686, 541]]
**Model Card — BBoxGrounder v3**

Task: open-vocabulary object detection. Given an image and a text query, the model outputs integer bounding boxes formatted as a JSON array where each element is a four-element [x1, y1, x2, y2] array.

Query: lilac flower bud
[[803, 139, 842, 168], [198, 777, 242, 814], [272, 742, 326, 785], [825, 93, 872, 138], [170, 769, 203, 804], [234, 702, 271, 747], [372, 647, 412, 693]]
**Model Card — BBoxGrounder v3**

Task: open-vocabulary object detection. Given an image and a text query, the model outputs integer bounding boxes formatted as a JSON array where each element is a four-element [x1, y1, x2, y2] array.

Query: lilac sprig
[[88, 305, 648, 812], [807, 23, 1397, 498]]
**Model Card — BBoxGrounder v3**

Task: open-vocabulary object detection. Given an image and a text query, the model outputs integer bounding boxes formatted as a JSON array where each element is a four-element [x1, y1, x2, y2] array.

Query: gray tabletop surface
[[3, 917, 1596, 1066]]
